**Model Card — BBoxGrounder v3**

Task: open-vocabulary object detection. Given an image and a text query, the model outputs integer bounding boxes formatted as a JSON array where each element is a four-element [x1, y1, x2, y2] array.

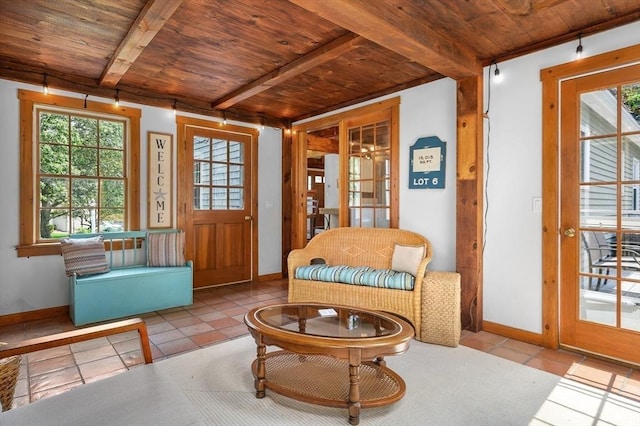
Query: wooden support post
[[456, 76, 484, 332]]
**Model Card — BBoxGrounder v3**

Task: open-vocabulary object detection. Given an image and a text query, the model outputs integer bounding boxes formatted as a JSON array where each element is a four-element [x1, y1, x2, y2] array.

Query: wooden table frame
[[244, 303, 414, 425]]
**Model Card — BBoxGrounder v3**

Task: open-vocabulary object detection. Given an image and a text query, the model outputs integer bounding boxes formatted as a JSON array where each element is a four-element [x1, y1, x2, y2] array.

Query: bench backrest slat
[[70, 231, 153, 270]]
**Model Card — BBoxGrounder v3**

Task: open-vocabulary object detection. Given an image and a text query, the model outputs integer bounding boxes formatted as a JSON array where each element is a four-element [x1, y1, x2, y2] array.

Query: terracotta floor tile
[[536, 348, 585, 364], [618, 375, 640, 401], [196, 310, 228, 322], [526, 356, 575, 376], [83, 368, 128, 384], [170, 315, 204, 328], [30, 381, 84, 402], [69, 337, 111, 353], [219, 324, 249, 339], [78, 355, 127, 380], [179, 322, 215, 337], [147, 321, 177, 335], [566, 362, 628, 392], [209, 300, 240, 310], [119, 350, 144, 368], [112, 337, 142, 354], [157, 337, 199, 357], [106, 330, 139, 344], [460, 338, 500, 352], [13, 377, 29, 398], [149, 328, 186, 345], [27, 345, 72, 363], [501, 339, 543, 356], [209, 317, 241, 329], [187, 305, 217, 317], [489, 346, 533, 364], [220, 306, 248, 317], [159, 309, 193, 321], [189, 330, 228, 347], [29, 367, 82, 393], [28, 354, 76, 376], [73, 344, 118, 365]]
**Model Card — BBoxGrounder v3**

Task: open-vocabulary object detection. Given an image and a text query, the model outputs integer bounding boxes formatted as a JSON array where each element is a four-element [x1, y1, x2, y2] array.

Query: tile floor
[[1, 278, 638, 410]]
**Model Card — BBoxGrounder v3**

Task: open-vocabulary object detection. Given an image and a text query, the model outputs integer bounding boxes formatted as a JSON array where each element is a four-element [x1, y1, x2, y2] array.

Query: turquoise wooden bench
[[68, 231, 193, 326]]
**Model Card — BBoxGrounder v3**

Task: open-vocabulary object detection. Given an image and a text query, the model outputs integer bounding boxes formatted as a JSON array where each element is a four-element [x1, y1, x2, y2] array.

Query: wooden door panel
[[177, 117, 257, 289]]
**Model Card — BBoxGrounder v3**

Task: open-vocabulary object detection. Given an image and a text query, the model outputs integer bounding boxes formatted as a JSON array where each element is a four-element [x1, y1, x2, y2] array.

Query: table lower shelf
[[251, 350, 406, 408]]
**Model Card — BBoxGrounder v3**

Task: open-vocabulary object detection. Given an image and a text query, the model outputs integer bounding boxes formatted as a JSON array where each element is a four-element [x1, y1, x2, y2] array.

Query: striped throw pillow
[[147, 231, 185, 267], [60, 236, 110, 277]]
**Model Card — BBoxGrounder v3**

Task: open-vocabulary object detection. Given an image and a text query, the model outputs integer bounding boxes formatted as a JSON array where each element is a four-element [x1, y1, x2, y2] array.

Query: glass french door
[[560, 64, 640, 364], [345, 110, 392, 228]]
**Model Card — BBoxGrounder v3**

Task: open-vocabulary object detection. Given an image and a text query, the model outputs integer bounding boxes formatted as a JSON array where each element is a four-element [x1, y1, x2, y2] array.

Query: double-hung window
[[17, 90, 141, 257]]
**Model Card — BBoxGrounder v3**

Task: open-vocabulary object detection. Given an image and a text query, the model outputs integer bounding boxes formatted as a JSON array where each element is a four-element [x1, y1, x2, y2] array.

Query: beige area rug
[[1, 336, 638, 425]]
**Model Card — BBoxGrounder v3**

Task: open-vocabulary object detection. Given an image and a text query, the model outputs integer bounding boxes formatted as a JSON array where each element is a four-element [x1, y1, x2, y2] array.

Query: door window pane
[[347, 119, 390, 228]]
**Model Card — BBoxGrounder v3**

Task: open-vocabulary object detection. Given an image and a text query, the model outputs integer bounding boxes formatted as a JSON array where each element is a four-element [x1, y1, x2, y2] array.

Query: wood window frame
[[290, 97, 400, 249], [16, 90, 141, 257]]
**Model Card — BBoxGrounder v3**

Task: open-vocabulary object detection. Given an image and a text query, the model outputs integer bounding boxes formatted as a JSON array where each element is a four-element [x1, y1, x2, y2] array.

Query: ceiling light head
[[172, 99, 177, 116], [114, 89, 119, 107], [576, 34, 584, 59], [493, 62, 503, 83], [42, 73, 49, 95]]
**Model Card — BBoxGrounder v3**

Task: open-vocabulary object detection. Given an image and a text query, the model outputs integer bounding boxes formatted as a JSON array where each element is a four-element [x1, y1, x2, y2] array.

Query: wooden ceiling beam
[[287, 0, 482, 79], [211, 33, 366, 110], [99, 0, 184, 88]]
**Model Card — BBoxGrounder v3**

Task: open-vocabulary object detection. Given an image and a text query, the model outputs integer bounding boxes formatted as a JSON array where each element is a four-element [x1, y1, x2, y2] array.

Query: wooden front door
[[177, 118, 257, 288], [559, 64, 640, 364]]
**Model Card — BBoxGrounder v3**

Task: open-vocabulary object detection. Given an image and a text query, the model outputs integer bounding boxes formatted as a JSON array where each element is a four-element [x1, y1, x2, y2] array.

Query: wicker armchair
[[0, 343, 20, 411], [288, 227, 461, 347]]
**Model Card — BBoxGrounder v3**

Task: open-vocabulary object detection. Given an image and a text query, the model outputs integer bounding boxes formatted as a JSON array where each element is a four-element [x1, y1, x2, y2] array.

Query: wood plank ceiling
[[0, 0, 639, 127]]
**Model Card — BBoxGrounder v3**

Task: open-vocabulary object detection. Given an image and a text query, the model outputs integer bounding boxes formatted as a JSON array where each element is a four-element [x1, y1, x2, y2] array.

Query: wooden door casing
[[177, 116, 258, 288]]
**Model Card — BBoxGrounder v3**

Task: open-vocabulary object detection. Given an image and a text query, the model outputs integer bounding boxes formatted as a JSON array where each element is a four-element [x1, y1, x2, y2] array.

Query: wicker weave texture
[[288, 228, 431, 333], [0, 355, 20, 411], [259, 352, 403, 407], [420, 271, 461, 347]]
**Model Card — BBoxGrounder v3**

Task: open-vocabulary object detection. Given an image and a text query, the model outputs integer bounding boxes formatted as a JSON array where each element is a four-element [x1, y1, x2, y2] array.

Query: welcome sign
[[147, 131, 173, 228]]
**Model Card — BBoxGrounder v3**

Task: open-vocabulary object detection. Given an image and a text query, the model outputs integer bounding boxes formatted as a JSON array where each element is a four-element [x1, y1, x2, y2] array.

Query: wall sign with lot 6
[[409, 136, 446, 189]]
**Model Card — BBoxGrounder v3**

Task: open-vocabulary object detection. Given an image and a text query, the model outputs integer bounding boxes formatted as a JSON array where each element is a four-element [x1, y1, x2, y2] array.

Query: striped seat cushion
[[294, 264, 415, 290]]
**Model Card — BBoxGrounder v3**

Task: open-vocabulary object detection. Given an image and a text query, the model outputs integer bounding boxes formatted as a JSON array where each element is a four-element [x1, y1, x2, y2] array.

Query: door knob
[[244, 216, 252, 221], [563, 228, 576, 237]]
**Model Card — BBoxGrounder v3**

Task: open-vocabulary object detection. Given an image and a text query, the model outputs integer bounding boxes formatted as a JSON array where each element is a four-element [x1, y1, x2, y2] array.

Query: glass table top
[[250, 303, 403, 339]]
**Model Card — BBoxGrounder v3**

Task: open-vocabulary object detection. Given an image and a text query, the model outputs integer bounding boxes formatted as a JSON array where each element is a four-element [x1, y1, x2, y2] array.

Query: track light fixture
[[492, 61, 503, 84], [42, 73, 49, 95], [172, 99, 177, 116], [222, 112, 227, 125], [114, 89, 119, 107], [576, 34, 583, 59]]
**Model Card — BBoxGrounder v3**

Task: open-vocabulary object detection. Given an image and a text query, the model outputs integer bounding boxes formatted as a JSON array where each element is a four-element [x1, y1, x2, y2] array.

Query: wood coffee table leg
[[255, 343, 266, 398], [348, 362, 361, 425]]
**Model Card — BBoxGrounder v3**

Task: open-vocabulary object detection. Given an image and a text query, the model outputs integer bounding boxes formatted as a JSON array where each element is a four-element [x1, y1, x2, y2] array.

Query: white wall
[[0, 81, 282, 314], [482, 22, 640, 333]]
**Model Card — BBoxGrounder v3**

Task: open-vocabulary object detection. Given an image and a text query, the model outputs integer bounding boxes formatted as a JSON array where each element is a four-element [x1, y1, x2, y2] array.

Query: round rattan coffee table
[[244, 303, 414, 425]]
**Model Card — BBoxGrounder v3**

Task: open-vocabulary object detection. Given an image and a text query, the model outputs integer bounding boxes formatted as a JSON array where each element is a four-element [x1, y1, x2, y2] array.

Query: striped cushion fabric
[[147, 231, 185, 267], [295, 264, 415, 290], [60, 236, 110, 277]]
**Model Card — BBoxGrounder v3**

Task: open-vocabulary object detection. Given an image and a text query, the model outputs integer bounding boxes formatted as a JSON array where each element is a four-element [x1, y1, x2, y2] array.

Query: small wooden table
[[244, 303, 414, 425]]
